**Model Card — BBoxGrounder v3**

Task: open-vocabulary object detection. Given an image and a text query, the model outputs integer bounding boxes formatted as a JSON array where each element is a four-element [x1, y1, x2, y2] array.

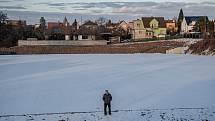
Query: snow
[[0, 54, 215, 121]]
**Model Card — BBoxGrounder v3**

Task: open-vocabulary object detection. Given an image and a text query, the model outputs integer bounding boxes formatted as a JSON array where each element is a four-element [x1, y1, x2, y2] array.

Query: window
[[82, 35, 88, 39], [160, 30, 165, 34]]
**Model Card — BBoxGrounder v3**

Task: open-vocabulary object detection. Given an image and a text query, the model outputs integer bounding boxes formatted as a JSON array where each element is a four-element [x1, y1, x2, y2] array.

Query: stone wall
[[18, 40, 107, 46], [166, 47, 189, 54], [8, 40, 185, 54]]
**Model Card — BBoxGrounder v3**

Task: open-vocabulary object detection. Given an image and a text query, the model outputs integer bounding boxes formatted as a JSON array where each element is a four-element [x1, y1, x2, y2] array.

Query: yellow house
[[142, 17, 166, 38]]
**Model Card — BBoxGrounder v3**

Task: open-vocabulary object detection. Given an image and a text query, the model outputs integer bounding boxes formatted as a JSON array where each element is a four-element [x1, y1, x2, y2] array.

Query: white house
[[130, 19, 146, 40], [180, 16, 208, 34]]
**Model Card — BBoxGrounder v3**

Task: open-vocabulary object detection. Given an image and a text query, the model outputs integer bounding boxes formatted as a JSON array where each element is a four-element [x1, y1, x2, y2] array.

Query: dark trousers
[[104, 103, 111, 115]]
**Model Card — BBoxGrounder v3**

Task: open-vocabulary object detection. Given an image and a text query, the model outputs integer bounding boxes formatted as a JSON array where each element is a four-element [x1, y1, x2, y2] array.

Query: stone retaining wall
[[166, 47, 189, 54], [18, 40, 107, 46]]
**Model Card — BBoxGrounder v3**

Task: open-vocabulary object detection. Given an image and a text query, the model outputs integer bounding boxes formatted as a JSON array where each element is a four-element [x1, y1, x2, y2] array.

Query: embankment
[[0, 41, 185, 54]]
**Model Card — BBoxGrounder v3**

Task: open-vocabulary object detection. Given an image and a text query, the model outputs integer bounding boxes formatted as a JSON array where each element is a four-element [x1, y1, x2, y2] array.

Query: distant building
[[6, 20, 26, 28], [118, 21, 130, 32], [70, 19, 80, 40], [82, 20, 98, 29], [34, 24, 40, 29], [47, 22, 64, 34], [165, 19, 177, 35], [71, 19, 79, 32], [177, 8, 184, 33], [63, 16, 69, 27], [106, 20, 119, 32], [142, 17, 166, 38], [74, 20, 98, 41], [180, 16, 209, 35], [130, 17, 166, 40], [39, 17, 46, 30], [130, 19, 147, 40], [47, 17, 71, 40]]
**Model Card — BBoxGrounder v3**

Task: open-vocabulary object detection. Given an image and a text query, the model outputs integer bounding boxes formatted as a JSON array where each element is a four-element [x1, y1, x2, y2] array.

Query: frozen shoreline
[[0, 54, 215, 120]]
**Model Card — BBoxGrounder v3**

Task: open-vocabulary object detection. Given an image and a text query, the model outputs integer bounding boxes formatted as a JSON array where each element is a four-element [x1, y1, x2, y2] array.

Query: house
[[47, 17, 71, 40], [142, 17, 166, 38], [118, 21, 130, 32], [75, 26, 97, 40], [34, 24, 40, 29], [47, 22, 62, 33], [6, 20, 26, 28], [130, 19, 147, 40], [105, 20, 132, 42], [105, 21, 122, 42], [63, 17, 70, 40], [131, 17, 166, 40], [180, 16, 209, 35], [73, 21, 98, 40], [71, 19, 79, 32], [106, 20, 119, 32], [117, 21, 132, 40], [82, 20, 98, 29], [165, 19, 177, 35], [70, 19, 80, 40]]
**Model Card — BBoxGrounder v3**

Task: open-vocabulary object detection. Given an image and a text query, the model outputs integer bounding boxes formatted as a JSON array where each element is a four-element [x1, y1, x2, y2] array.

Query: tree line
[[0, 11, 45, 47]]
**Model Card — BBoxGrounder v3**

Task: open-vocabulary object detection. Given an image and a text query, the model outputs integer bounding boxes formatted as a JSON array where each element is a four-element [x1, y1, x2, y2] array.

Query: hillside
[[188, 39, 215, 55], [0, 41, 184, 54]]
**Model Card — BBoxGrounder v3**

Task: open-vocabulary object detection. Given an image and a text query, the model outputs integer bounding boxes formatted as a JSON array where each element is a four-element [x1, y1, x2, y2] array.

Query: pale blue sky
[[0, 0, 214, 24]]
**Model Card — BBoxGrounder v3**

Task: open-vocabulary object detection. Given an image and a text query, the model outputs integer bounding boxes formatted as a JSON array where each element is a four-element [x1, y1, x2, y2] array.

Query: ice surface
[[0, 54, 215, 120]]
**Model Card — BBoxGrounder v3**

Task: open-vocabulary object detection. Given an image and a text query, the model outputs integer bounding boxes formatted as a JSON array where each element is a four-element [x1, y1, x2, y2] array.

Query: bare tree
[[96, 17, 107, 26], [0, 11, 8, 25]]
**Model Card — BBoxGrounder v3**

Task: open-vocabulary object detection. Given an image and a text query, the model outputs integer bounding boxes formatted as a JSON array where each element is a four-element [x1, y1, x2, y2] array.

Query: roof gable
[[184, 16, 209, 25], [142, 17, 165, 28], [150, 19, 159, 28]]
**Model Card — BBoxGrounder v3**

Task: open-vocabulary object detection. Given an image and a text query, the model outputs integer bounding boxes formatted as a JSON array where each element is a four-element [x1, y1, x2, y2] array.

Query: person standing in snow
[[103, 90, 112, 115]]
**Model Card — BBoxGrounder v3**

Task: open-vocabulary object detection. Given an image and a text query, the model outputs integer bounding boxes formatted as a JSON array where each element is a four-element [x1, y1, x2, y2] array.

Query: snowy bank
[[0, 54, 215, 120]]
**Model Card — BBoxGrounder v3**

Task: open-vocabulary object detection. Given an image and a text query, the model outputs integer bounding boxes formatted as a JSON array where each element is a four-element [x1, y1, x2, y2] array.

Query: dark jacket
[[103, 93, 112, 104]]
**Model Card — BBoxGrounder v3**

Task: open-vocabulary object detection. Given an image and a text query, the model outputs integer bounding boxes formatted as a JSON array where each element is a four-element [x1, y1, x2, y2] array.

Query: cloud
[[13, 0, 25, 1], [2, 1, 215, 24], [48, 3, 66, 7], [0, 0, 12, 2], [5, 10, 132, 25], [0, 5, 25, 9], [109, 2, 215, 17], [74, 8, 88, 11]]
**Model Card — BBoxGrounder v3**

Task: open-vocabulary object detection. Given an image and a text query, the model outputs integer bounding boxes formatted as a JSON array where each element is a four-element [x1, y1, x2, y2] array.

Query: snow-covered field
[[0, 54, 215, 121]]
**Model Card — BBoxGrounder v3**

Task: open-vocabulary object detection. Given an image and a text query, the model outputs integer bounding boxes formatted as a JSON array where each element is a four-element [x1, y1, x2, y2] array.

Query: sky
[[0, 0, 215, 24]]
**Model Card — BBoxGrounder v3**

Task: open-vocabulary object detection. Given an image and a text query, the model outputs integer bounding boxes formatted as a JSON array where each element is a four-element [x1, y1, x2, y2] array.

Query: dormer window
[[150, 19, 159, 28]]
